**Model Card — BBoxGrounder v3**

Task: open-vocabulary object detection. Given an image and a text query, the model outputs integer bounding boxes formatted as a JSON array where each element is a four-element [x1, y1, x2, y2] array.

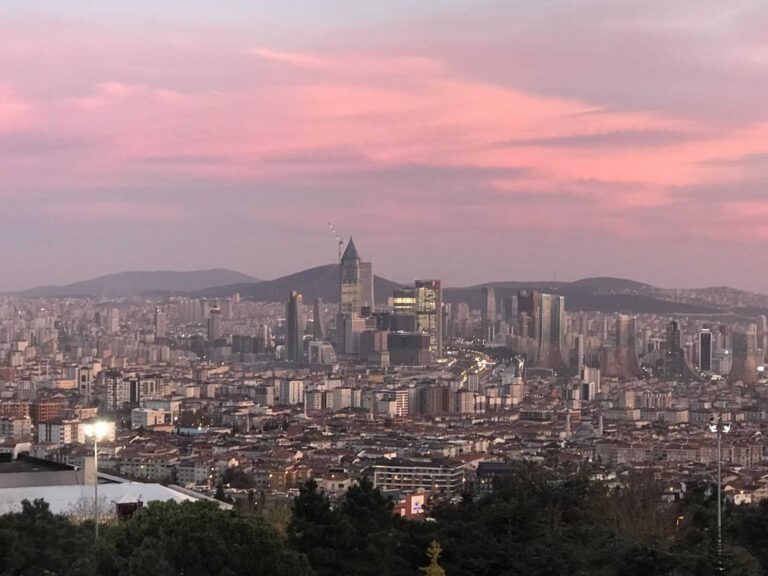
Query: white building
[[38, 420, 80, 445], [131, 408, 171, 430], [332, 387, 353, 411], [0, 417, 32, 441], [278, 380, 304, 405]]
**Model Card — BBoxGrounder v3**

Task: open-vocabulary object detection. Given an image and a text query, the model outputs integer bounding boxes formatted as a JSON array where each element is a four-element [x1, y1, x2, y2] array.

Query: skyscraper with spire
[[339, 238, 374, 315]]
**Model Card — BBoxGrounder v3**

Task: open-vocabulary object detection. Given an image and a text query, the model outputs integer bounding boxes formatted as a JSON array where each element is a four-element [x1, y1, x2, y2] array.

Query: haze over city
[[3, 1, 768, 291]]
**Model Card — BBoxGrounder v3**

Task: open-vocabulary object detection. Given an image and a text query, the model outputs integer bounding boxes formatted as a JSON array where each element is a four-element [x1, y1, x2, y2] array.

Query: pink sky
[[2, 1, 768, 291]]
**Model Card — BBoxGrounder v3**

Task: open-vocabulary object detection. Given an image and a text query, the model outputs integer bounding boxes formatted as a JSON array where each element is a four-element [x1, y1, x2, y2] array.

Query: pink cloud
[[55, 201, 181, 224], [251, 47, 446, 76], [4, 8, 768, 289], [0, 85, 31, 131]]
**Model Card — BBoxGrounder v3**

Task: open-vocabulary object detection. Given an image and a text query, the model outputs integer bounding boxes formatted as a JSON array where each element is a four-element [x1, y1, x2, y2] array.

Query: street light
[[709, 415, 731, 572], [83, 420, 110, 541]]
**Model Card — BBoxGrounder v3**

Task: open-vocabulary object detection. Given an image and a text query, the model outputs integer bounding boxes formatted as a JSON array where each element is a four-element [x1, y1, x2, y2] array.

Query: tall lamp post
[[83, 421, 110, 541], [709, 415, 731, 572]]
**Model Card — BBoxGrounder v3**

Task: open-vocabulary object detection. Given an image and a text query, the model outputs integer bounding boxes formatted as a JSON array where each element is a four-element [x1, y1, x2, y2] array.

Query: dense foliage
[[0, 499, 311, 576], [4, 465, 768, 575]]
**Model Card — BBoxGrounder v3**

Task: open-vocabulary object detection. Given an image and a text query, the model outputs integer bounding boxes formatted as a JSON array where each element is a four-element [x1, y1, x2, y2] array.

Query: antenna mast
[[328, 222, 344, 262]]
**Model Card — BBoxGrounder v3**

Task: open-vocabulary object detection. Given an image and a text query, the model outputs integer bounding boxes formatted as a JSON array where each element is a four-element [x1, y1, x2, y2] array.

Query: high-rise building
[[359, 262, 374, 311], [442, 302, 452, 340], [574, 334, 585, 372], [729, 330, 758, 384], [536, 294, 567, 371], [517, 290, 540, 340], [613, 314, 640, 378], [699, 329, 713, 373], [339, 238, 374, 316], [308, 341, 337, 364], [360, 329, 389, 366], [337, 313, 366, 355], [256, 324, 272, 354], [665, 321, 684, 379], [502, 296, 516, 323], [207, 307, 222, 341], [154, 307, 167, 339], [313, 298, 326, 340], [106, 307, 120, 334], [392, 288, 416, 314], [285, 291, 304, 362], [415, 280, 442, 357], [222, 299, 234, 321], [448, 302, 471, 339], [278, 379, 305, 405], [481, 287, 496, 341]]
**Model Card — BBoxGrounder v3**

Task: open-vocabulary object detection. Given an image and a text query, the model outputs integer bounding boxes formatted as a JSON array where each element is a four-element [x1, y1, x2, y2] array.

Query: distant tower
[[339, 238, 373, 315], [481, 287, 496, 341], [536, 293, 568, 371], [665, 321, 684, 379], [574, 334, 585, 372], [612, 313, 641, 378], [154, 307, 167, 339], [359, 262, 374, 312], [415, 280, 443, 357], [729, 329, 758, 384], [502, 296, 516, 323], [207, 307, 222, 341], [340, 238, 361, 315], [106, 307, 120, 334], [699, 328, 713, 372], [313, 298, 326, 340], [286, 291, 304, 362], [516, 290, 540, 340]]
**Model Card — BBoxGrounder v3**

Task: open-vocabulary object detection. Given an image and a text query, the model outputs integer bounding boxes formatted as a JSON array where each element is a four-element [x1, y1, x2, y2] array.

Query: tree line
[[3, 464, 768, 575]]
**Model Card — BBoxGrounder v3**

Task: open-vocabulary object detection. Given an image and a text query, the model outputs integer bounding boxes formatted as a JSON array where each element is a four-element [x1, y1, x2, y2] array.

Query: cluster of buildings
[[1, 239, 768, 517]]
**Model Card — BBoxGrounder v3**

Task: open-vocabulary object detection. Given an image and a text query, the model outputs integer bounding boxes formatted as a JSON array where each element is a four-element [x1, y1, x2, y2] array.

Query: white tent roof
[[0, 482, 199, 515]]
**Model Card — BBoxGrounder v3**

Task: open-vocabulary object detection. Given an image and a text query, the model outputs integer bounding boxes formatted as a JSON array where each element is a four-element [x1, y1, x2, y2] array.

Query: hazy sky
[[2, 1, 768, 291]]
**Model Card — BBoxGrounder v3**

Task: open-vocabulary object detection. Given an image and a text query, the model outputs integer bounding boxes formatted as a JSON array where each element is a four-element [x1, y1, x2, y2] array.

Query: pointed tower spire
[[341, 237, 360, 263]]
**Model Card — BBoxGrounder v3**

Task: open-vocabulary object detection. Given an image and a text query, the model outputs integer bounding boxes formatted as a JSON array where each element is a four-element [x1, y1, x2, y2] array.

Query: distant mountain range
[[442, 280, 720, 315], [189, 264, 404, 304], [13, 267, 768, 317], [17, 269, 259, 298]]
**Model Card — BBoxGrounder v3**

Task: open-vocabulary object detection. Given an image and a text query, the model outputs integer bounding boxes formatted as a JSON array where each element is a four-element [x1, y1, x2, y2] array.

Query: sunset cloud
[[0, 1, 768, 290]]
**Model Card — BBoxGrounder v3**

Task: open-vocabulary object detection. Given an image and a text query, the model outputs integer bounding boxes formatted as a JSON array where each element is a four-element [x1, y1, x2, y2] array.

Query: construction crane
[[328, 222, 344, 261]]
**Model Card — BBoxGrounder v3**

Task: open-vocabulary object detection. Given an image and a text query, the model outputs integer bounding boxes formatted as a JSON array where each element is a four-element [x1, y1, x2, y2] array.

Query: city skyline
[[5, 4, 768, 575], [3, 1, 768, 291]]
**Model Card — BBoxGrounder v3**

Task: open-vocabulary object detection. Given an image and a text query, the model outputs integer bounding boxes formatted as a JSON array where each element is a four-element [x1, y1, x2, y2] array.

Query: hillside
[[443, 278, 721, 315], [15, 267, 768, 317], [19, 269, 259, 298], [191, 264, 405, 304]]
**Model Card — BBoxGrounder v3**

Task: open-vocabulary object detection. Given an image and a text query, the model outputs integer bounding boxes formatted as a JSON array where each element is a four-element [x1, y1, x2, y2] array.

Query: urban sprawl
[[2, 239, 767, 518]]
